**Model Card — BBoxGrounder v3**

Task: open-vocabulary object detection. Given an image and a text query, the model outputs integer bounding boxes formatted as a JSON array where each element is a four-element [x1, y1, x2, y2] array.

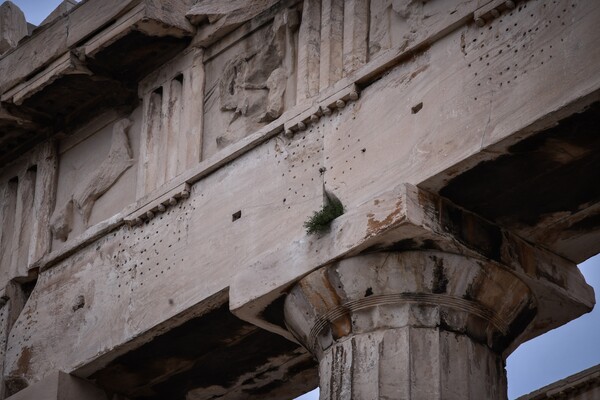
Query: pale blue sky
[[8, 1, 600, 399], [9, 0, 67, 25]]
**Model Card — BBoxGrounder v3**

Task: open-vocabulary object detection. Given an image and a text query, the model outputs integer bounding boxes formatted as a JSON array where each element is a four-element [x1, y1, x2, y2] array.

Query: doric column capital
[[284, 251, 535, 359], [284, 250, 542, 399]]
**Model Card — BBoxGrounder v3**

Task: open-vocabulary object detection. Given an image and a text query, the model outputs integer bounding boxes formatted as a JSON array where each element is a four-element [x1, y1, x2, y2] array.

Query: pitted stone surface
[[285, 251, 536, 357], [284, 251, 537, 399]]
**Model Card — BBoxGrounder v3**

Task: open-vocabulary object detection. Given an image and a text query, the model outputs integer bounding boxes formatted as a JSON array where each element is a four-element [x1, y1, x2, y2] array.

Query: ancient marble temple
[[0, 0, 598, 399]]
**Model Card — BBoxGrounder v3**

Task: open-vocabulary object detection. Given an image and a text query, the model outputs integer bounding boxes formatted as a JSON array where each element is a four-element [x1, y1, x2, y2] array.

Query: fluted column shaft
[[318, 326, 505, 400], [284, 251, 536, 400]]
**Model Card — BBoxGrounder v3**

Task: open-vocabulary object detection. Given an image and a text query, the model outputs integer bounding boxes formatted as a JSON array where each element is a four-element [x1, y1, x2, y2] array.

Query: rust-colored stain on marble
[[15, 346, 32, 375], [366, 200, 404, 238], [409, 64, 429, 81], [515, 240, 537, 277]]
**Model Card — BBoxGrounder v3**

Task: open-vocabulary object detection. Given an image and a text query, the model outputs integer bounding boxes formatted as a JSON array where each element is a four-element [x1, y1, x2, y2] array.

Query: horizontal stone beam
[[0, 0, 194, 94], [230, 183, 594, 355]]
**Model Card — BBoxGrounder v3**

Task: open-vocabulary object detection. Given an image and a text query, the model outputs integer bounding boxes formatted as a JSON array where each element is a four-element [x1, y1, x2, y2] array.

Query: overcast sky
[[8, 1, 600, 399]]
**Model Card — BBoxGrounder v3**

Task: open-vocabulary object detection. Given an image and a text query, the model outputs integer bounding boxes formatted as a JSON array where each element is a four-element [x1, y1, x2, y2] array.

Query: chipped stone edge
[[31, 213, 124, 273]]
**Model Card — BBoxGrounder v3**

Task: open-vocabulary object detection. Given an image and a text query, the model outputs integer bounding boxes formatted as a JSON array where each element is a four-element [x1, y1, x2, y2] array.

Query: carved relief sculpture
[[216, 8, 299, 148], [49, 198, 73, 242], [50, 118, 134, 241], [369, 0, 426, 58]]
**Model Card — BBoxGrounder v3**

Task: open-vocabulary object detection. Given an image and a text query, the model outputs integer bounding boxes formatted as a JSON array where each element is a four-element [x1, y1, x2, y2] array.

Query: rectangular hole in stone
[[232, 211, 241, 222], [411, 102, 423, 114], [20, 279, 37, 304], [174, 73, 184, 84]]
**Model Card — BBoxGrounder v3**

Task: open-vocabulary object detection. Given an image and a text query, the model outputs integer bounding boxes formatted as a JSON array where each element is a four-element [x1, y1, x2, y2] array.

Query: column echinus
[[283, 249, 581, 400]]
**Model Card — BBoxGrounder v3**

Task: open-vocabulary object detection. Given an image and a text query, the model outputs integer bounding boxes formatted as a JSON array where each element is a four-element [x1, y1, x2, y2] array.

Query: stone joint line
[[307, 293, 511, 352]]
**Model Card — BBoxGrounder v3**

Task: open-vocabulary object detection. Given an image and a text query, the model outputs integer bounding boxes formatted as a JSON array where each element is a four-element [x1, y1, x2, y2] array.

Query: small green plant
[[304, 193, 344, 234]]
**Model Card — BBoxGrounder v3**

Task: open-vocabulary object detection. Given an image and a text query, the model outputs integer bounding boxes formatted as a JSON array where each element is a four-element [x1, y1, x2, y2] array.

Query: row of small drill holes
[[113, 202, 187, 300], [324, 106, 365, 185], [466, 0, 573, 100], [276, 119, 325, 209]]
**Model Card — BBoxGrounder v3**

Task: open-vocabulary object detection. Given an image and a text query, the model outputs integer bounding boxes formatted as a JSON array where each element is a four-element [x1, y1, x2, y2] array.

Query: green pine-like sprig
[[304, 194, 344, 234]]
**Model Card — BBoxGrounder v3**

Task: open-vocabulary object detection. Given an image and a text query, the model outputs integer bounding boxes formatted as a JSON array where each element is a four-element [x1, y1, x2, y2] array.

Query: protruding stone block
[[0, 1, 27, 54], [5, 371, 108, 400]]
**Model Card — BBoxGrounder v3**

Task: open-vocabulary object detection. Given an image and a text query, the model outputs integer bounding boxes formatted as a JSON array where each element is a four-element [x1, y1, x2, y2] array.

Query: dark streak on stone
[[491, 302, 537, 353], [259, 294, 287, 330], [463, 282, 475, 301], [432, 257, 448, 294], [438, 310, 462, 335], [362, 238, 442, 254], [422, 239, 442, 251], [438, 199, 503, 262], [567, 213, 600, 233], [362, 238, 417, 254], [536, 267, 565, 288]]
